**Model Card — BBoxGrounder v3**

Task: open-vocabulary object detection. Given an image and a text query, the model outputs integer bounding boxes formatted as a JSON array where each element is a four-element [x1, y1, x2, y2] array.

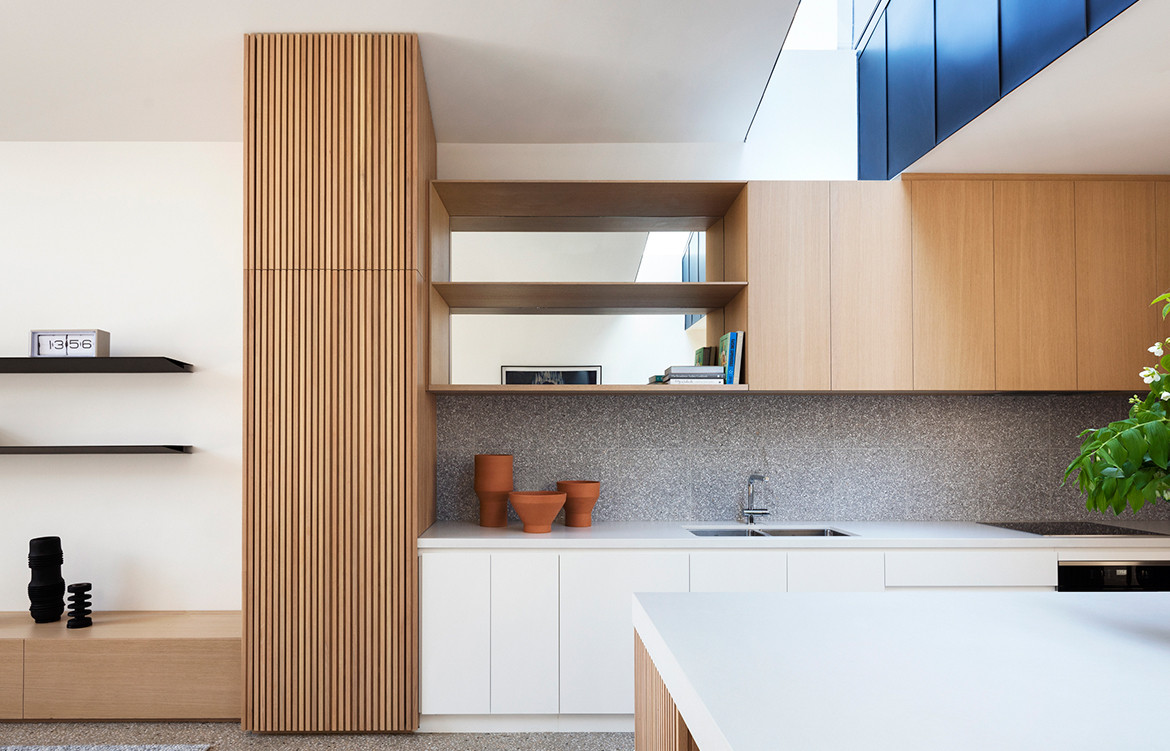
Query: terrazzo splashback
[[435, 392, 1170, 523]]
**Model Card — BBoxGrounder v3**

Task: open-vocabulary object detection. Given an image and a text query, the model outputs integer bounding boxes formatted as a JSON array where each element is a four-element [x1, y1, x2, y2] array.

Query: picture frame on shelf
[[501, 366, 602, 386]]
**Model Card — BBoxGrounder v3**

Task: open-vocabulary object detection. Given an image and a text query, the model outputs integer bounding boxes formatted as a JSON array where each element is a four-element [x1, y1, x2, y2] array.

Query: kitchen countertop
[[632, 590, 1170, 751], [418, 520, 1170, 549]]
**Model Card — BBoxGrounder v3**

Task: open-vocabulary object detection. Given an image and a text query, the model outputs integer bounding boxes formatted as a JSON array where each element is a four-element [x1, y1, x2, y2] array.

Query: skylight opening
[[784, 0, 841, 51]]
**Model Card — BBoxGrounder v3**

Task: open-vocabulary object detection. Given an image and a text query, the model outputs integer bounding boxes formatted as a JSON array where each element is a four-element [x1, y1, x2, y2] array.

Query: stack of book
[[663, 365, 726, 385]]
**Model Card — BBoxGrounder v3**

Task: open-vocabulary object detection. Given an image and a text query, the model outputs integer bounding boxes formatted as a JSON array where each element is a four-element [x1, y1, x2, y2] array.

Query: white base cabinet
[[491, 552, 560, 714], [420, 544, 1062, 725], [788, 550, 886, 592], [559, 551, 689, 714], [690, 551, 787, 592], [420, 552, 491, 715], [885, 549, 1057, 589]]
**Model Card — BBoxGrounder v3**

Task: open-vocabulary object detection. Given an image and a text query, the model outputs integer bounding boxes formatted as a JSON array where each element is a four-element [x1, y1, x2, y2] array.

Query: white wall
[[437, 50, 857, 180], [0, 142, 242, 611]]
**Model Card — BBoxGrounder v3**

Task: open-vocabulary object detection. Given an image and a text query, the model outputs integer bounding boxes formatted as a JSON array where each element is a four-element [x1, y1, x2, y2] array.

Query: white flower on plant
[[1151, 342, 1165, 357], [1160, 392, 1170, 401], [1141, 367, 1161, 384]]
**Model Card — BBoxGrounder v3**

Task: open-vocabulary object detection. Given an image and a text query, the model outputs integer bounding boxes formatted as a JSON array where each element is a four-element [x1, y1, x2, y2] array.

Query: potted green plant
[[1065, 293, 1170, 513]]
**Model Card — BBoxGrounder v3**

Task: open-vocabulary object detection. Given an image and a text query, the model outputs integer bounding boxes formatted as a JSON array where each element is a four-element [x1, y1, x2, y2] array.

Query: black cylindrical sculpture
[[28, 536, 65, 623], [67, 582, 92, 629]]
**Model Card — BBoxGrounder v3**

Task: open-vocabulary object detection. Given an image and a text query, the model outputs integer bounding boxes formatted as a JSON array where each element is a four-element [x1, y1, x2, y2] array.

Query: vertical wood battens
[[244, 33, 433, 732]]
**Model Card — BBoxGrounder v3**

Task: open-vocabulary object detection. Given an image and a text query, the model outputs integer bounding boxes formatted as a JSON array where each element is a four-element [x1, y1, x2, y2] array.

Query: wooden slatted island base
[[0, 611, 240, 720]]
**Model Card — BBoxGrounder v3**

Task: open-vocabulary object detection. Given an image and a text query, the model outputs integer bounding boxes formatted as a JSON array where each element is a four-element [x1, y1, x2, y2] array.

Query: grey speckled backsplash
[[435, 393, 1170, 524]]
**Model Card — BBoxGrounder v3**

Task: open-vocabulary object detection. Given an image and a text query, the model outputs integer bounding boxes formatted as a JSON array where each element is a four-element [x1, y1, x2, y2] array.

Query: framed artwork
[[501, 366, 602, 385]]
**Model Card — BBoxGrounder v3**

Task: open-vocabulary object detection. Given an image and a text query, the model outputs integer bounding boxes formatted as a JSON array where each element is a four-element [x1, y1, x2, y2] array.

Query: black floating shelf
[[0, 357, 193, 373], [0, 445, 192, 455]]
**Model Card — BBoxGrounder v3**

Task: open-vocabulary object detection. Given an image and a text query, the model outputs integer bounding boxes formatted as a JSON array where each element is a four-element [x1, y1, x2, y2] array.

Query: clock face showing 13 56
[[34, 332, 100, 357]]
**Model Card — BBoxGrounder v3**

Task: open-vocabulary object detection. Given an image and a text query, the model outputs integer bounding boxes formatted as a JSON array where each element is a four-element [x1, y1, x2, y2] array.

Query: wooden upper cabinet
[[993, 181, 1078, 390], [830, 181, 913, 390], [728, 182, 831, 390], [1075, 181, 1160, 391], [911, 181, 995, 390]]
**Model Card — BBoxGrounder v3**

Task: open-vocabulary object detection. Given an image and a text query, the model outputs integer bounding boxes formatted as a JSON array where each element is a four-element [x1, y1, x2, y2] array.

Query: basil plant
[[1065, 293, 1170, 514]]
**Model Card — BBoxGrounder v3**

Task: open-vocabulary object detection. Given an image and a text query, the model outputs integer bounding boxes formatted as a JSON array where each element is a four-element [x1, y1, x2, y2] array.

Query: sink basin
[[687, 527, 852, 537]]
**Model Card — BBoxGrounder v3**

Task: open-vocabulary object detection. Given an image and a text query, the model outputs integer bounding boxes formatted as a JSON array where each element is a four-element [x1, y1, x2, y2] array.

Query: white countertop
[[418, 520, 1170, 549], [633, 590, 1170, 751]]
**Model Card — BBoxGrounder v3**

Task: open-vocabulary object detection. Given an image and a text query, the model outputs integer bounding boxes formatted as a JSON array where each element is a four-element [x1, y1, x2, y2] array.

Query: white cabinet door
[[690, 551, 788, 592], [885, 549, 1057, 588], [420, 552, 491, 715], [491, 552, 559, 714], [560, 551, 689, 714], [787, 550, 885, 592]]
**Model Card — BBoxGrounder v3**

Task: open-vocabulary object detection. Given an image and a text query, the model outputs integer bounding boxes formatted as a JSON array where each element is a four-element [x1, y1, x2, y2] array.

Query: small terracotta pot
[[509, 491, 566, 534], [557, 480, 601, 527], [474, 454, 513, 528]]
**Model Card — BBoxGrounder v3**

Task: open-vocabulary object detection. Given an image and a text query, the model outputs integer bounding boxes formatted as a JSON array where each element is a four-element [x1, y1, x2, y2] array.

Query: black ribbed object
[[67, 582, 92, 629], [28, 536, 65, 623]]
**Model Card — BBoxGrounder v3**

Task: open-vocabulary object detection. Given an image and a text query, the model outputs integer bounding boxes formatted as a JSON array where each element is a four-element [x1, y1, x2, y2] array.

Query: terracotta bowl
[[509, 491, 566, 534], [557, 480, 600, 527]]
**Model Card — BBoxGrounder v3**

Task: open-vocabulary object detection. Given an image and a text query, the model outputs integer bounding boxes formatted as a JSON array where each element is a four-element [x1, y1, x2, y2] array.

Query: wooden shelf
[[0, 357, 193, 373], [434, 181, 747, 232], [429, 384, 750, 394], [433, 282, 747, 315], [0, 445, 192, 455]]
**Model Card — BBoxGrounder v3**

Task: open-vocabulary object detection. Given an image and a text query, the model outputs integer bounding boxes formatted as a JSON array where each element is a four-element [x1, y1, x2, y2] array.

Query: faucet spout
[[742, 473, 770, 524]]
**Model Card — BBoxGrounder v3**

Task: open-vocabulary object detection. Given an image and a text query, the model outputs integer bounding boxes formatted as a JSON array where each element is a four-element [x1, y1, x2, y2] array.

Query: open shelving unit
[[432, 281, 746, 315], [1, 356, 195, 452], [0, 445, 192, 455], [429, 180, 751, 393], [0, 356, 193, 373]]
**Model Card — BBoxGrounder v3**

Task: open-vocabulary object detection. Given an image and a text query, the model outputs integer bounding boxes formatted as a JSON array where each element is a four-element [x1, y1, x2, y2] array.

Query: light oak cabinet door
[[830, 182, 914, 390], [559, 551, 689, 714], [726, 182, 831, 390], [0, 640, 21, 719], [689, 551, 788, 592], [911, 181, 996, 390], [491, 552, 559, 714], [419, 553, 491, 715], [1075, 181, 1160, 390], [993, 181, 1078, 390]]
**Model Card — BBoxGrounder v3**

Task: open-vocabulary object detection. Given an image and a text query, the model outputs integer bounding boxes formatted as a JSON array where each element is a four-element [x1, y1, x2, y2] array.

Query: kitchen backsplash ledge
[[434, 392, 1170, 524]]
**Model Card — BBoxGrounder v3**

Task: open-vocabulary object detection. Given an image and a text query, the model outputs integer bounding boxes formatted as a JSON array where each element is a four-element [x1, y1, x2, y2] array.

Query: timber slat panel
[[245, 32, 434, 732], [634, 634, 698, 751]]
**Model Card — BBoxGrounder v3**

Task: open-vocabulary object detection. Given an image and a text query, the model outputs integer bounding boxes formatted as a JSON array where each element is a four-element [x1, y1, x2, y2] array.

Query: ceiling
[[0, 0, 799, 144], [908, 0, 1170, 175]]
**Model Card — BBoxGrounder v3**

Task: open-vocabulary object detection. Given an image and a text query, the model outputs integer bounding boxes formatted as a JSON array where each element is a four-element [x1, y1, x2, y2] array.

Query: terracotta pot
[[509, 491, 566, 534], [474, 454, 513, 528], [557, 480, 601, 527]]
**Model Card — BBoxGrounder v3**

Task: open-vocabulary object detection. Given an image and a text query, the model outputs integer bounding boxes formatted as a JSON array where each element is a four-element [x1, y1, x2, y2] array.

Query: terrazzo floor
[[0, 724, 634, 751]]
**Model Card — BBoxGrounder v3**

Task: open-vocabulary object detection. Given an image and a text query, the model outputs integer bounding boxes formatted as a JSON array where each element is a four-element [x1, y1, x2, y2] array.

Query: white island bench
[[633, 591, 1170, 751]]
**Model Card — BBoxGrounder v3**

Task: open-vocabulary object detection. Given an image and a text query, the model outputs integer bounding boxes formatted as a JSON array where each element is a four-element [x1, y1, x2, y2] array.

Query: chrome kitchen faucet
[[742, 473, 769, 524]]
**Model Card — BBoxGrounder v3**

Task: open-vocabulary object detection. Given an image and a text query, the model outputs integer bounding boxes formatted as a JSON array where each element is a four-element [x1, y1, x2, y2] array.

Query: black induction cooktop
[[979, 521, 1170, 537]]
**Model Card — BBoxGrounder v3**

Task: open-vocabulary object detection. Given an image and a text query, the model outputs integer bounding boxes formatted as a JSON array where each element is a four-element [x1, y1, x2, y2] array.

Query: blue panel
[[935, 0, 999, 141], [857, 12, 887, 181], [1089, 0, 1139, 32], [1000, 0, 1087, 95], [886, 0, 935, 177]]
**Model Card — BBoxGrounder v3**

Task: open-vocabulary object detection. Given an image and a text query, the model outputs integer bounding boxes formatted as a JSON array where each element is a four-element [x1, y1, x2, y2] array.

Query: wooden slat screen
[[634, 634, 699, 751], [244, 32, 435, 732]]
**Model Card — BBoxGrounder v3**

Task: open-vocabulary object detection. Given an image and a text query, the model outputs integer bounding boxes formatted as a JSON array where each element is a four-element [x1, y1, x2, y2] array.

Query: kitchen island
[[633, 590, 1170, 751]]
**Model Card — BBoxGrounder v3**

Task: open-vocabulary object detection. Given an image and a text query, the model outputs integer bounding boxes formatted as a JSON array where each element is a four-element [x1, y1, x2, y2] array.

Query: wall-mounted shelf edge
[[428, 384, 749, 394], [432, 282, 747, 315], [0, 445, 193, 455], [0, 357, 194, 373]]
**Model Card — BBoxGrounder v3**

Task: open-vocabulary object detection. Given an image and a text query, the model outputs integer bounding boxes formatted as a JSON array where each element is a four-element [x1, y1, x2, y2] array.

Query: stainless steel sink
[[687, 527, 852, 537]]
